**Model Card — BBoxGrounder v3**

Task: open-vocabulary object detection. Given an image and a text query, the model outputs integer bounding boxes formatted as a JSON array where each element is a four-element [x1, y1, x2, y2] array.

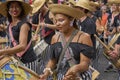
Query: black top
[[50, 42, 94, 64], [78, 17, 96, 49], [43, 11, 55, 44], [32, 11, 55, 44], [79, 17, 96, 35], [8, 21, 37, 63], [113, 13, 120, 28]]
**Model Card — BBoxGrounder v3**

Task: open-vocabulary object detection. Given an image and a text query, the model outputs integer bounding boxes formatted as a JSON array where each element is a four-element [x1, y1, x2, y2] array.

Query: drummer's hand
[[32, 34, 39, 41], [63, 65, 78, 80], [39, 74, 48, 80], [108, 50, 119, 60]]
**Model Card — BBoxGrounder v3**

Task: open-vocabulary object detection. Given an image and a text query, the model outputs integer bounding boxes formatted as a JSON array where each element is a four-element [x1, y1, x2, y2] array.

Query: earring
[[70, 19, 74, 27]]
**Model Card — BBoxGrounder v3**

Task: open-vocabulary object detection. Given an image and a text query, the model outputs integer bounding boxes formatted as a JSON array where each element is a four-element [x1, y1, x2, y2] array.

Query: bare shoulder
[[77, 31, 92, 46], [51, 33, 60, 44]]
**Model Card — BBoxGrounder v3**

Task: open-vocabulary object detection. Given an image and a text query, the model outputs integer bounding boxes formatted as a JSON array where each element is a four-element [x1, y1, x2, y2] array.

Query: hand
[[39, 23, 45, 28], [39, 74, 48, 80], [108, 50, 119, 60], [63, 66, 78, 80], [0, 24, 5, 31], [32, 34, 39, 41]]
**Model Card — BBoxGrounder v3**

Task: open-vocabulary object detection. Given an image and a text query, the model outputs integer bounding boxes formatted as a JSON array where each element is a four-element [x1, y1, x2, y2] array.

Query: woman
[[39, 4, 94, 80], [0, 0, 37, 71]]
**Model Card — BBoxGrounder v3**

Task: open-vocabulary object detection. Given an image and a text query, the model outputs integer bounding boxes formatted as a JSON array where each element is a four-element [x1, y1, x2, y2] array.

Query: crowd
[[0, 0, 120, 80]]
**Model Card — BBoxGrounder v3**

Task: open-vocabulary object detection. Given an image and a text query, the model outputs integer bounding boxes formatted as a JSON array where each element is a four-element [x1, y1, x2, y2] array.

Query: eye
[[58, 19, 64, 22]]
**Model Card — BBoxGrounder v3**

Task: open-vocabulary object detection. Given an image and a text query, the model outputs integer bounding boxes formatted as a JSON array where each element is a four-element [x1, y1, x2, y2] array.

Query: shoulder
[[77, 31, 92, 46], [51, 32, 60, 44], [19, 22, 31, 30]]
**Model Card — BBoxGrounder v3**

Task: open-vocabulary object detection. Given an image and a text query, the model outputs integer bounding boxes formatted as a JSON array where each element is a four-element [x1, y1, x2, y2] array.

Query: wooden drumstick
[[94, 34, 114, 50], [94, 34, 114, 59]]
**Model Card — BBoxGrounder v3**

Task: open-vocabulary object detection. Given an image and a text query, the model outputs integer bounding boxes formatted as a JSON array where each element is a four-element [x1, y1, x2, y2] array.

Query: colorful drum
[[0, 56, 39, 80]]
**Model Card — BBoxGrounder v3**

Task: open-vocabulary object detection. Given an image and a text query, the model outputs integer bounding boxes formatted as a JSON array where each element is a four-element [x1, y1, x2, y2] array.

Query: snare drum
[[33, 39, 48, 56], [0, 56, 39, 80]]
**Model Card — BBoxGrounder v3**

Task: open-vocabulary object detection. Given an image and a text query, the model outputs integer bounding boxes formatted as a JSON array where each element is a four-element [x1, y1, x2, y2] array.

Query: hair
[[7, 1, 25, 23]]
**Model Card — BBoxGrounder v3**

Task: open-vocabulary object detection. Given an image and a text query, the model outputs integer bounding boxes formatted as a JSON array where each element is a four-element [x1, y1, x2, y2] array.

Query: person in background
[[39, 4, 94, 80], [74, 0, 96, 60], [0, 0, 37, 72], [32, 0, 56, 45], [104, 0, 120, 72]]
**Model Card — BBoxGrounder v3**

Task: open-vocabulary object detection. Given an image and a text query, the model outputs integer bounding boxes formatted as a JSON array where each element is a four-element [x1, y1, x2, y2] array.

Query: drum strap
[[53, 30, 78, 80], [9, 24, 32, 57]]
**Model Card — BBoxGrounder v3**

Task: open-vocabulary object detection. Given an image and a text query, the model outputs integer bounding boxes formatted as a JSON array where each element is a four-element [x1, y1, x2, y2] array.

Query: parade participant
[[0, 0, 37, 71], [39, 4, 94, 80], [32, 0, 57, 74], [32, 0, 56, 45], [104, 0, 120, 72]]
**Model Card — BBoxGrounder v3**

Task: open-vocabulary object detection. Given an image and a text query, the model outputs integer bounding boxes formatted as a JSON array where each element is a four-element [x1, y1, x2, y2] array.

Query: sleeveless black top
[[9, 21, 37, 63]]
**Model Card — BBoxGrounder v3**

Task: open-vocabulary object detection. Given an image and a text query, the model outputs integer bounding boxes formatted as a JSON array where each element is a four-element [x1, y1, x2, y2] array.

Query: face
[[8, 2, 22, 18], [111, 4, 118, 12], [55, 14, 71, 32]]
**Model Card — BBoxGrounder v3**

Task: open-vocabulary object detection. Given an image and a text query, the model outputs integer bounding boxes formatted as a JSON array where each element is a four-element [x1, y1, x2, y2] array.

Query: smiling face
[[8, 1, 22, 18], [55, 13, 72, 33]]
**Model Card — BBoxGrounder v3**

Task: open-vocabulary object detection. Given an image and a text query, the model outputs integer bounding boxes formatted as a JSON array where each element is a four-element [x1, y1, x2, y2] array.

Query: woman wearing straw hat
[[0, 0, 37, 71], [32, 0, 57, 75], [32, 0, 56, 45], [39, 4, 94, 80], [103, 0, 120, 72]]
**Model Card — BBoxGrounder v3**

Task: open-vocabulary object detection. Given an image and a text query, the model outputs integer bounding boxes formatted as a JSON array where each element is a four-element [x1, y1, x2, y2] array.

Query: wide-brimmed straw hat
[[32, 0, 46, 14], [0, 0, 32, 17], [108, 0, 120, 5], [49, 4, 85, 19], [89, 1, 100, 7], [75, 0, 96, 12], [68, 0, 76, 5]]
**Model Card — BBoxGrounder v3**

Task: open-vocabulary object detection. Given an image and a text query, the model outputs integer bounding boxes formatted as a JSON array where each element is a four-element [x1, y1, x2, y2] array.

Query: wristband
[[43, 68, 53, 75]]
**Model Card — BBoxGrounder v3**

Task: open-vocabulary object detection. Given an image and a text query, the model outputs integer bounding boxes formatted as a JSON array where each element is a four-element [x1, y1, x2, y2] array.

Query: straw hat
[[75, 0, 96, 12], [49, 4, 85, 19], [68, 0, 76, 5], [108, 0, 120, 5], [32, 0, 46, 14], [89, 1, 100, 7], [0, 0, 32, 17]]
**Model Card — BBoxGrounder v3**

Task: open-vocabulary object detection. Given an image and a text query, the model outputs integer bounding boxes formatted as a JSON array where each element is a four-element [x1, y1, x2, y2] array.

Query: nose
[[56, 21, 60, 26]]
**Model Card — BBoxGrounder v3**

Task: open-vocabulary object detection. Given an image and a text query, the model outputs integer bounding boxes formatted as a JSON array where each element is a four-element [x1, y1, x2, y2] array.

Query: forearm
[[0, 44, 26, 55], [74, 61, 90, 73], [43, 59, 56, 76], [45, 23, 57, 30]]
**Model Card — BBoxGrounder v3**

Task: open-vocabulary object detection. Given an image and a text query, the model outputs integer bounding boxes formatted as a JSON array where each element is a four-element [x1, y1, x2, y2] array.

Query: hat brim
[[49, 4, 85, 19], [75, 1, 96, 12], [0, 0, 32, 17], [32, 0, 46, 14], [107, 0, 120, 5]]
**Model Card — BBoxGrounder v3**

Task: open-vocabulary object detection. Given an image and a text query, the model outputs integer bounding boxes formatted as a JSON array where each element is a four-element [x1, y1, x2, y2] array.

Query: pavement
[[93, 46, 119, 80]]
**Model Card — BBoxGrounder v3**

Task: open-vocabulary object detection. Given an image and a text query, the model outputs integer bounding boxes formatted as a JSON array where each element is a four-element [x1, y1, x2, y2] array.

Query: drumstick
[[18, 65, 40, 78], [94, 34, 114, 59], [94, 34, 114, 50]]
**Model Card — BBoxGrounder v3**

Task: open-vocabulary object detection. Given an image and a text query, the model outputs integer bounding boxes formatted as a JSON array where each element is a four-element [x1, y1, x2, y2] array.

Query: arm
[[0, 23, 30, 55], [63, 33, 92, 80]]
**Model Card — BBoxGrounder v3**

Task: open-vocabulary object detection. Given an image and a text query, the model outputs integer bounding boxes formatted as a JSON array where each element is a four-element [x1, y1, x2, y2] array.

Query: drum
[[0, 56, 39, 80], [0, 37, 8, 49], [33, 39, 48, 56]]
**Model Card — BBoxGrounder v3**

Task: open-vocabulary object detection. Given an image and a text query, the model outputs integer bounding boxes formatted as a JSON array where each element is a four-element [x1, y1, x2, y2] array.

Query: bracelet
[[45, 23, 48, 27], [43, 68, 53, 75]]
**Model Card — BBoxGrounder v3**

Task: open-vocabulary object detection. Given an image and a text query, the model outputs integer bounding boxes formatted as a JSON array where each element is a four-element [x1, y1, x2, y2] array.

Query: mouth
[[13, 11, 19, 15]]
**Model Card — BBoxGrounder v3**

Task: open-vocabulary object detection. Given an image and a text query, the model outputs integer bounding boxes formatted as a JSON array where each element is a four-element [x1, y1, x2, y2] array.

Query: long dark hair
[[7, 1, 25, 23]]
